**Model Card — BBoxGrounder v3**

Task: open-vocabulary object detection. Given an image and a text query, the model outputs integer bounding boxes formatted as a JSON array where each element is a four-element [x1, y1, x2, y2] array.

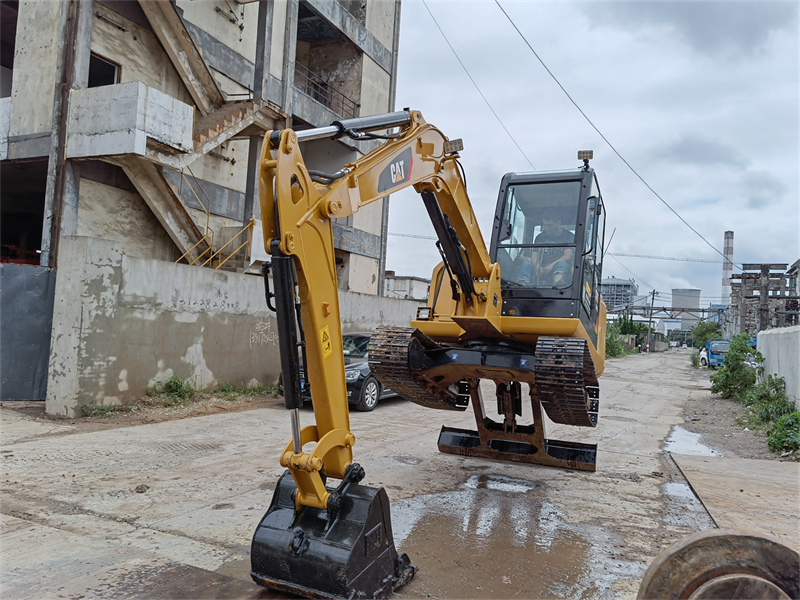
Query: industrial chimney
[[721, 231, 734, 305]]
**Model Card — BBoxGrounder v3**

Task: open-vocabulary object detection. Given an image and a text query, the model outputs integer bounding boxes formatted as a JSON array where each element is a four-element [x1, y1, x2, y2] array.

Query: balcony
[[294, 63, 359, 120], [66, 82, 194, 161]]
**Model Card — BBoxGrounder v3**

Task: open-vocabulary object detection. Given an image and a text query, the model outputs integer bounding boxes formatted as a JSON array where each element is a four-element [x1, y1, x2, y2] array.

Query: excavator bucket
[[251, 470, 416, 599]]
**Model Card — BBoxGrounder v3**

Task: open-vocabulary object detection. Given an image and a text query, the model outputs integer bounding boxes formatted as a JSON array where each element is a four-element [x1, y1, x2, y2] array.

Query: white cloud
[[386, 1, 799, 304]]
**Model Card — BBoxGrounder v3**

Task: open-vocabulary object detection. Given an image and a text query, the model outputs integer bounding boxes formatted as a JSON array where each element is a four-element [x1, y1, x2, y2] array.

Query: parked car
[[278, 331, 398, 412]]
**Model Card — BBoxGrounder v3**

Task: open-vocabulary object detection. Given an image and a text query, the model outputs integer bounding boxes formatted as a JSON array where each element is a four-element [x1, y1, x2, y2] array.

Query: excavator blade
[[251, 471, 416, 600]]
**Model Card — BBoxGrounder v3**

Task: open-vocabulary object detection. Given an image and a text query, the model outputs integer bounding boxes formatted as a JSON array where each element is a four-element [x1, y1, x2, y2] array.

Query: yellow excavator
[[250, 110, 607, 598]]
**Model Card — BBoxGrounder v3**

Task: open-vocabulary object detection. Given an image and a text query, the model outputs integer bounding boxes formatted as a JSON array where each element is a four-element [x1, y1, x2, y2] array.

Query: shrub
[[605, 324, 627, 358], [767, 411, 800, 453], [691, 321, 722, 350], [710, 334, 761, 400], [741, 375, 794, 429], [690, 351, 700, 368]]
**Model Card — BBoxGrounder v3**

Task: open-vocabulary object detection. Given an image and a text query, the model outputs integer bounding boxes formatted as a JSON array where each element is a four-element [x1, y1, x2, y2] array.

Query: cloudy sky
[[384, 1, 799, 307]]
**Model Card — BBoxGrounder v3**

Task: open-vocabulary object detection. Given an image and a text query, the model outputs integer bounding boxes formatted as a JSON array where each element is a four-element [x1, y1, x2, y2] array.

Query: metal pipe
[[270, 110, 411, 146], [291, 408, 302, 454]]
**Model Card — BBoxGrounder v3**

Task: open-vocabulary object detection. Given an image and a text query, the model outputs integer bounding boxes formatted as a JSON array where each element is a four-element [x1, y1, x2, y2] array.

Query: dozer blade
[[437, 380, 598, 472], [251, 470, 416, 599]]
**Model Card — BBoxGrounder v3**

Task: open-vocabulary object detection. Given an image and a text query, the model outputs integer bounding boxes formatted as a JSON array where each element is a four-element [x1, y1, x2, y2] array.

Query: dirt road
[[0, 350, 743, 598]]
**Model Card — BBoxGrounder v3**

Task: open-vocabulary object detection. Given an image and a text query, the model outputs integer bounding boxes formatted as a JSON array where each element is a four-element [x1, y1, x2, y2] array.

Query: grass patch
[[210, 381, 278, 402], [147, 373, 198, 407], [81, 404, 116, 418]]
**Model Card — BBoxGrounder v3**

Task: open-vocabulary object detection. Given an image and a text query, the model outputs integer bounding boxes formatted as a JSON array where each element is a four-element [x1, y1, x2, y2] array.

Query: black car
[[278, 332, 398, 412]]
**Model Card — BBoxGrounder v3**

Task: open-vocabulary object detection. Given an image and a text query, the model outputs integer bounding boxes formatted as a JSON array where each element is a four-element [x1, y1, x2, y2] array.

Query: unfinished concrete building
[[600, 277, 638, 314], [0, 0, 406, 415]]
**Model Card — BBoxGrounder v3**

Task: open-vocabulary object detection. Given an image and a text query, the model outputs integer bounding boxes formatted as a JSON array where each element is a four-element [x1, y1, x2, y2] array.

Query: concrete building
[[671, 288, 701, 330], [384, 271, 430, 301], [0, 0, 405, 414], [600, 277, 638, 313]]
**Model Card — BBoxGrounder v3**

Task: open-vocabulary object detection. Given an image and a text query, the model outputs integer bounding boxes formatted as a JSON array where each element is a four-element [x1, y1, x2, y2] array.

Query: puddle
[[663, 482, 696, 500], [664, 426, 720, 456], [390, 473, 646, 598]]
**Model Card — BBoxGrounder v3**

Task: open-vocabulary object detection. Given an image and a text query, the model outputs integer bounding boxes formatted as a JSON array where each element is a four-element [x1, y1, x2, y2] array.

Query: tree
[[691, 321, 722, 349]]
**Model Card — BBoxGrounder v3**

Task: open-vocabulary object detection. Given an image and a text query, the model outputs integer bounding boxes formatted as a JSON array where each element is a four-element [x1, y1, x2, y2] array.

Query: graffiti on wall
[[250, 318, 278, 348]]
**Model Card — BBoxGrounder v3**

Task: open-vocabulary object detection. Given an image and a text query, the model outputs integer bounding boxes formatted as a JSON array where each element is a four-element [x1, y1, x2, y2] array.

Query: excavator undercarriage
[[369, 327, 599, 471]]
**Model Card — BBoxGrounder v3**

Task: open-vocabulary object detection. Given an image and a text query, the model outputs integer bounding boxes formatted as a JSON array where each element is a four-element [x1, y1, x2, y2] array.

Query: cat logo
[[377, 148, 413, 192]]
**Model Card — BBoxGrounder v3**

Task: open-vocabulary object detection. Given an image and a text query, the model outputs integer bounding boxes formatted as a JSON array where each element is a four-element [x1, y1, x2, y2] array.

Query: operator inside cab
[[496, 180, 580, 289]]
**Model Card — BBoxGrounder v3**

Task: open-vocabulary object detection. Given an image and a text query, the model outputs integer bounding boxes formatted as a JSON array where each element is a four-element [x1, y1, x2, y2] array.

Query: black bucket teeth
[[251, 471, 417, 599]]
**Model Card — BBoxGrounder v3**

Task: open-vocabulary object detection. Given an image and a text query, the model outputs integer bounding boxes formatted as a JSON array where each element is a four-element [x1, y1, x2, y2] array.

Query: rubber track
[[370, 328, 599, 426], [368, 327, 463, 411], [534, 337, 599, 428]]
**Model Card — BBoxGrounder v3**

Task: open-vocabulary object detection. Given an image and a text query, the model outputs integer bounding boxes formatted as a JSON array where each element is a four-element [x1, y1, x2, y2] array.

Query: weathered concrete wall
[[46, 236, 421, 416], [91, 6, 194, 107], [345, 252, 380, 295], [269, 0, 287, 80], [76, 179, 179, 262], [47, 236, 279, 416], [758, 325, 800, 407], [365, 0, 396, 50], [359, 56, 391, 117], [0, 97, 10, 161], [175, 0, 259, 64], [338, 289, 422, 333], [8, 0, 62, 136]]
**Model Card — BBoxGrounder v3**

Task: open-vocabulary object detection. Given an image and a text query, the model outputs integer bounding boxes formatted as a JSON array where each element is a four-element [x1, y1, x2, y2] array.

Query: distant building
[[385, 271, 430, 301], [601, 277, 639, 312], [672, 288, 702, 330]]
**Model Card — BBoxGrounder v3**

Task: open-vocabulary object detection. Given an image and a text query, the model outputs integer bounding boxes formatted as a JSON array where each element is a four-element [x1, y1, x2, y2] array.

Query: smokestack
[[721, 231, 734, 305]]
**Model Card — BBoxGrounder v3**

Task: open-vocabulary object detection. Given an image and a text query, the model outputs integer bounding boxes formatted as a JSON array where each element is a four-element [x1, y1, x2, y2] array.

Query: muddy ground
[[0, 348, 793, 599], [3, 348, 785, 461]]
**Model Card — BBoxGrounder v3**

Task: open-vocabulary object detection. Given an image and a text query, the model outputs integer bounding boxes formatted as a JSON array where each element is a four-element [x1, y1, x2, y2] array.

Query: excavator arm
[[258, 110, 497, 497]]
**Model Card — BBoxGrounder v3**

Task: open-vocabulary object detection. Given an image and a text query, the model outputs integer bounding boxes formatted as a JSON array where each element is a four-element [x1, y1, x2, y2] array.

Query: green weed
[[81, 404, 115, 418], [767, 411, 800, 454]]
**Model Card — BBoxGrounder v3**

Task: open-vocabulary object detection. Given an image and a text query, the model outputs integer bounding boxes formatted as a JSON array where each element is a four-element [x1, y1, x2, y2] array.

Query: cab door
[[580, 177, 606, 339]]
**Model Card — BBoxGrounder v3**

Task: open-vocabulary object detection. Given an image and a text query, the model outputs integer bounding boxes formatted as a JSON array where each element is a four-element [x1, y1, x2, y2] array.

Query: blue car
[[279, 332, 398, 412]]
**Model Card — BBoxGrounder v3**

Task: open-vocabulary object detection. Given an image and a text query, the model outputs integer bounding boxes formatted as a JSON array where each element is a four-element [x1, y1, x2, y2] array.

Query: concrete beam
[[109, 155, 207, 258], [136, 0, 224, 116]]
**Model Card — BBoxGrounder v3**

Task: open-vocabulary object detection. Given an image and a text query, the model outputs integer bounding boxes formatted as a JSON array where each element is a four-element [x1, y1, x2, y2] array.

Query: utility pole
[[645, 290, 657, 352]]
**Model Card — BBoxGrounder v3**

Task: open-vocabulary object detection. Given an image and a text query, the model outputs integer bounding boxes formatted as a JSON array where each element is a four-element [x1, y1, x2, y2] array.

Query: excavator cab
[[490, 164, 606, 352]]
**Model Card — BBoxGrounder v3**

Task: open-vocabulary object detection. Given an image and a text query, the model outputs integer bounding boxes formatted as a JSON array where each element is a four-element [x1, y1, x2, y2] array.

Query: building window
[[88, 52, 120, 88]]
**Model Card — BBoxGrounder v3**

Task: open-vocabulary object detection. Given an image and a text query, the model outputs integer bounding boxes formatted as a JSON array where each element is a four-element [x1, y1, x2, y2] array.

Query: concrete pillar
[[244, 0, 274, 224], [40, 0, 94, 267], [759, 265, 770, 333], [280, 0, 299, 123], [377, 0, 402, 297]]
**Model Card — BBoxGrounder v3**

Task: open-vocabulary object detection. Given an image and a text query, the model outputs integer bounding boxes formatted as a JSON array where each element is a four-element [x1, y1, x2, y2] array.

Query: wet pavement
[[1, 350, 724, 599]]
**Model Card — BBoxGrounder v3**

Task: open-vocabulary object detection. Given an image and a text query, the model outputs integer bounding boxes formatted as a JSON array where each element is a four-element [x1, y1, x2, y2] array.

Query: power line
[[608, 255, 656, 290], [421, 0, 536, 171], [608, 252, 724, 264], [494, 1, 742, 270]]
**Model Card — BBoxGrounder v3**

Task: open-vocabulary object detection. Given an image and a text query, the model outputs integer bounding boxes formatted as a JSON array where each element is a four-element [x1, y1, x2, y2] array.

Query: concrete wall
[[76, 179, 179, 262], [46, 236, 422, 416], [757, 325, 800, 408], [8, 0, 62, 136], [338, 289, 422, 333], [91, 6, 194, 107]]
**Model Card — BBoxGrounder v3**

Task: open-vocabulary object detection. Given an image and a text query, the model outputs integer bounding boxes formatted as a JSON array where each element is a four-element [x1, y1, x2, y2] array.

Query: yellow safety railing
[[203, 220, 254, 270], [174, 167, 254, 270], [175, 166, 214, 265]]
